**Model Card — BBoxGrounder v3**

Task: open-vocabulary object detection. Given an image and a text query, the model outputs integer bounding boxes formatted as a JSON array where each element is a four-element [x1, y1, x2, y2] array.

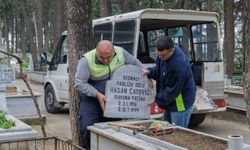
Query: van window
[[60, 37, 68, 64], [49, 35, 66, 70], [147, 29, 165, 60], [93, 23, 113, 47], [192, 23, 220, 61], [137, 32, 155, 63], [113, 20, 136, 54], [168, 27, 191, 60]]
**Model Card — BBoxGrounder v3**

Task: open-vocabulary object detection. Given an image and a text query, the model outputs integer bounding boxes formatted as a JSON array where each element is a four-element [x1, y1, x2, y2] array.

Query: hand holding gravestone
[[96, 91, 106, 111]]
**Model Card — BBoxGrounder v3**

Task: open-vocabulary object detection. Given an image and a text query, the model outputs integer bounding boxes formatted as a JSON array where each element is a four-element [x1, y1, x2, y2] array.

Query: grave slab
[[104, 65, 152, 119], [0, 115, 37, 141]]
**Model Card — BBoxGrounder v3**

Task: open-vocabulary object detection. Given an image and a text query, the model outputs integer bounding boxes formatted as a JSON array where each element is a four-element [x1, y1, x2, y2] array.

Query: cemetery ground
[[15, 79, 250, 145]]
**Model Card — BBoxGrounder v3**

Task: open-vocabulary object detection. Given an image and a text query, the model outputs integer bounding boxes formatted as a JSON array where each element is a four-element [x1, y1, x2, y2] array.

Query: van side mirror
[[40, 52, 48, 65]]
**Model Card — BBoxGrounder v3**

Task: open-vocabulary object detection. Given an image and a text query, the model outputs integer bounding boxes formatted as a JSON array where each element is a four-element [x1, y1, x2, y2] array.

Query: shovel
[[108, 122, 143, 130]]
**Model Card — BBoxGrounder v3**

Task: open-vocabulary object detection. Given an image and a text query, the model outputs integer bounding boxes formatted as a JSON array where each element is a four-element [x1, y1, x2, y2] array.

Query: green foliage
[[92, 0, 100, 19], [0, 58, 8, 64], [0, 110, 15, 129], [212, 0, 223, 22], [0, 0, 18, 24], [110, 0, 120, 15], [0, 0, 14, 16], [235, 0, 243, 23], [234, 48, 243, 74], [22, 57, 29, 69], [161, 0, 184, 9]]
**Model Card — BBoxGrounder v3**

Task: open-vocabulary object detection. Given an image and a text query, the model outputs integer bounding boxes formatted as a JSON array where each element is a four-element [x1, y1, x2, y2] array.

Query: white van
[[42, 9, 226, 126]]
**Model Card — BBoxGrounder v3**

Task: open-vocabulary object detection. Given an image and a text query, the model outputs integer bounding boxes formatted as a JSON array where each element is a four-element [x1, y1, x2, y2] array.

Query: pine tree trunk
[[182, 0, 189, 9], [224, 0, 235, 76], [20, 0, 38, 66], [118, 0, 136, 13], [67, 0, 92, 146], [15, 15, 18, 53], [11, 14, 15, 54], [243, 0, 250, 129], [19, 12, 26, 58], [36, 0, 44, 54], [207, 0, 214, 11], [100, 0, 112, 17], [42, 0, 50, 53], [4, 20, 10, 66], [52, 0, 65, 51], [0, 18, 2, 46]]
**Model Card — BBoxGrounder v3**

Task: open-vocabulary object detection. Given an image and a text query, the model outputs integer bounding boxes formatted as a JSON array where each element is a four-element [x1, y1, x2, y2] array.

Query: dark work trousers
[[163, 108, 171, 123], [78, 95, 120, 150]]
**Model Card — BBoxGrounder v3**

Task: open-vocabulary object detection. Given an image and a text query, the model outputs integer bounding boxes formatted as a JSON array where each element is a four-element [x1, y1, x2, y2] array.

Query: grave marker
[[104, 65, 152, 119], [0, 65, 15, 87]]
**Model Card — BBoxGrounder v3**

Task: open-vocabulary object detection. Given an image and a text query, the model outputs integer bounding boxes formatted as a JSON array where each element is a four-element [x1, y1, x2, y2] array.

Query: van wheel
[[189, 114, 206, 126], [45, 84, 60, 113]]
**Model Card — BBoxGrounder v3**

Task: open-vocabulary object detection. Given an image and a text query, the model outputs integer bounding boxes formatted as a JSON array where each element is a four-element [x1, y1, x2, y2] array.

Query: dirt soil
[[127, 122, 227, 150], [152, 129, 227, 150]]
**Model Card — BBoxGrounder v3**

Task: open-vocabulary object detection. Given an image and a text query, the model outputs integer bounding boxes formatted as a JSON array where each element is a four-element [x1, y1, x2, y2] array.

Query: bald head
[[96, 40, 115, 65]]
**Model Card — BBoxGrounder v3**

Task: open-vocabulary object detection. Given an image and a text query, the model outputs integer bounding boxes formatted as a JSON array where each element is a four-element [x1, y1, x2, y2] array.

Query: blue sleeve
[[155, 68, 185, 106], [147, 66, 157, 80], [147, 57, 160, 80]]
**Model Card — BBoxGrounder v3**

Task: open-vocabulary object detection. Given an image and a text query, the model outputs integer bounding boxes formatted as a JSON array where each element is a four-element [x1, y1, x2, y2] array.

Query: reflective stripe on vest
[[176, 94, 186, 112], [84, 46, 125, 79]]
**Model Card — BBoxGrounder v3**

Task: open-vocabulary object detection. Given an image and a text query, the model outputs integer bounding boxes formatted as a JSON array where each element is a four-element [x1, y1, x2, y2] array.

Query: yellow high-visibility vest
[[84, 46, 125, 79]]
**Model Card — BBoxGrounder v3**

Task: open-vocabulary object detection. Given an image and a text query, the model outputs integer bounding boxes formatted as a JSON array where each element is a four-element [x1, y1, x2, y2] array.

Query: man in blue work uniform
[[75, 40, 142, 150], [143, 36, 196, 128]]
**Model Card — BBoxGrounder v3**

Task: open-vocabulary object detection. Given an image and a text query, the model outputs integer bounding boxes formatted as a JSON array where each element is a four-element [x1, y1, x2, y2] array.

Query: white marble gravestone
[[0, 92, 8, 112], [104, 65, 152, 119], [0, 65, 12, 112], [0, 65, 15, 87]]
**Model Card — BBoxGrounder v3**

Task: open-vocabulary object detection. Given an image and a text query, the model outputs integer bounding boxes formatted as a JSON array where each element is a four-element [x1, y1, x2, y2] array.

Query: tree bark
[[243, 0, 250, 129], [52, 0, 65, 51], [0, 18, 2, 46], [4, 16, 10, 66], [118, 0, 136, 13], [19, 12, 26, 58], [207, 0, 214, 11], [42, 0, 50, 53], [224, 0, 235, 76], [182, 0, 189, 9], [67, 0, 92, 146], [15, 15, 18, 53], [100, 0, 112, 17], [36, 0, 44, 54], [20, 0, 38, 67], [11, 13, 15, 54]]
